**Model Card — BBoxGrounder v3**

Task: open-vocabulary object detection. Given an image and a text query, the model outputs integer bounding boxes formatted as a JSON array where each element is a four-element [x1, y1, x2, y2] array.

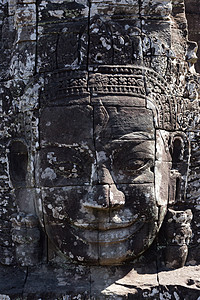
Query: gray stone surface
[[0, 264, 200, 299], [0, 0, 199, 299]]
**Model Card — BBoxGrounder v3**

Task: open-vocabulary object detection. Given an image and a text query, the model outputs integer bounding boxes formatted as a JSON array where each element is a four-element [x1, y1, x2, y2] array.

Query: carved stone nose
[[84, 166, 125, 209], [97, 165, 114, 185]]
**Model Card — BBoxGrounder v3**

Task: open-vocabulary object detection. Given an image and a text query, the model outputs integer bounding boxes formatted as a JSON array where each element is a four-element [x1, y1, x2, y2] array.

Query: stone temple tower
[[0, 0, 199, 299]]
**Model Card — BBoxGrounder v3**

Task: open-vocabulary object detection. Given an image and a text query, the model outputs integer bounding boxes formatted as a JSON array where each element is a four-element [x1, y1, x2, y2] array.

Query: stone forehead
[[40, 105, 155, 147]]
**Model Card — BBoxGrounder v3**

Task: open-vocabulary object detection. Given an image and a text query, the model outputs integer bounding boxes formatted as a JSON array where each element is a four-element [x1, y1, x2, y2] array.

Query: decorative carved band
[[41, 65, 178, 129], [89, 73, 145, 96], [43, 65, 170, 97]]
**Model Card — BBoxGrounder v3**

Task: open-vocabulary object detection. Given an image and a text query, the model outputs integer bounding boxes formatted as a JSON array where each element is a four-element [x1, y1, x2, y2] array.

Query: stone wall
[[184, 0, 200, 267], [185, 0, 200, 72]]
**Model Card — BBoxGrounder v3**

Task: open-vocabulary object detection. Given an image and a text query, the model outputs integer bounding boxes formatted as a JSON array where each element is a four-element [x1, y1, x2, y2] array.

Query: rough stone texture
[[184, 0, 200, 270], [0, 0, 199, 299], [0, 264, 200, 299], [185, 0, 200, 73]]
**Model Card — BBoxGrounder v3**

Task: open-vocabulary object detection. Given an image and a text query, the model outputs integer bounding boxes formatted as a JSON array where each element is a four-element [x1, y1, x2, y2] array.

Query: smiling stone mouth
[[73, 215, 145, 231], [72, 219, 145, 244]]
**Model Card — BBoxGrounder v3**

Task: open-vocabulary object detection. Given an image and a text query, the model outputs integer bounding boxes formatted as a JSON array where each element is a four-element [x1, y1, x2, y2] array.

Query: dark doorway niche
[[172, 138, 182, 168], [9, 141, 28, 188]]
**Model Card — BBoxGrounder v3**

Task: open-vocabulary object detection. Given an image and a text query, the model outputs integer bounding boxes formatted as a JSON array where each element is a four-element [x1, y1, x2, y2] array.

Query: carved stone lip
[[72, 219, 145, 244], [73, 217, 145, 231]]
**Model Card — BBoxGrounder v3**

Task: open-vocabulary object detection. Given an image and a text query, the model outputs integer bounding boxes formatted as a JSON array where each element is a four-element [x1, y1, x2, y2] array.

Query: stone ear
[[169, 134, 185, 167], [168, 133, 188, 204], [8, 140, 28, 188]]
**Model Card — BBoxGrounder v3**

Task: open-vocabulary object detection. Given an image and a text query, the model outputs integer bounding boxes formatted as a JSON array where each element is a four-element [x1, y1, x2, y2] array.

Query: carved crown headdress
[[41, 65, 179, 130]]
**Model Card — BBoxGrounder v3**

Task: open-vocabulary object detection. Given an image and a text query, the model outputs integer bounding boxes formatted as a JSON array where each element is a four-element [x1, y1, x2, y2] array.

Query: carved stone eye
[[124, 159, 147, 173], [113, 148, 153, 175], [123, 158, 153, 175], [39, 146, 94, 186], [111, 140, 154, 176]]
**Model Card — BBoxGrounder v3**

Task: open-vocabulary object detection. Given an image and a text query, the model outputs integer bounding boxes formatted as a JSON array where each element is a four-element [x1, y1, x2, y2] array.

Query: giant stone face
[[37, 100, 171, 265]]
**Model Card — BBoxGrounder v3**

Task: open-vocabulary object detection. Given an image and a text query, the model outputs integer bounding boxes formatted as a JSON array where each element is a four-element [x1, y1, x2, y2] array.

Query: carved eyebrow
[[106, 137, 155, 154]]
